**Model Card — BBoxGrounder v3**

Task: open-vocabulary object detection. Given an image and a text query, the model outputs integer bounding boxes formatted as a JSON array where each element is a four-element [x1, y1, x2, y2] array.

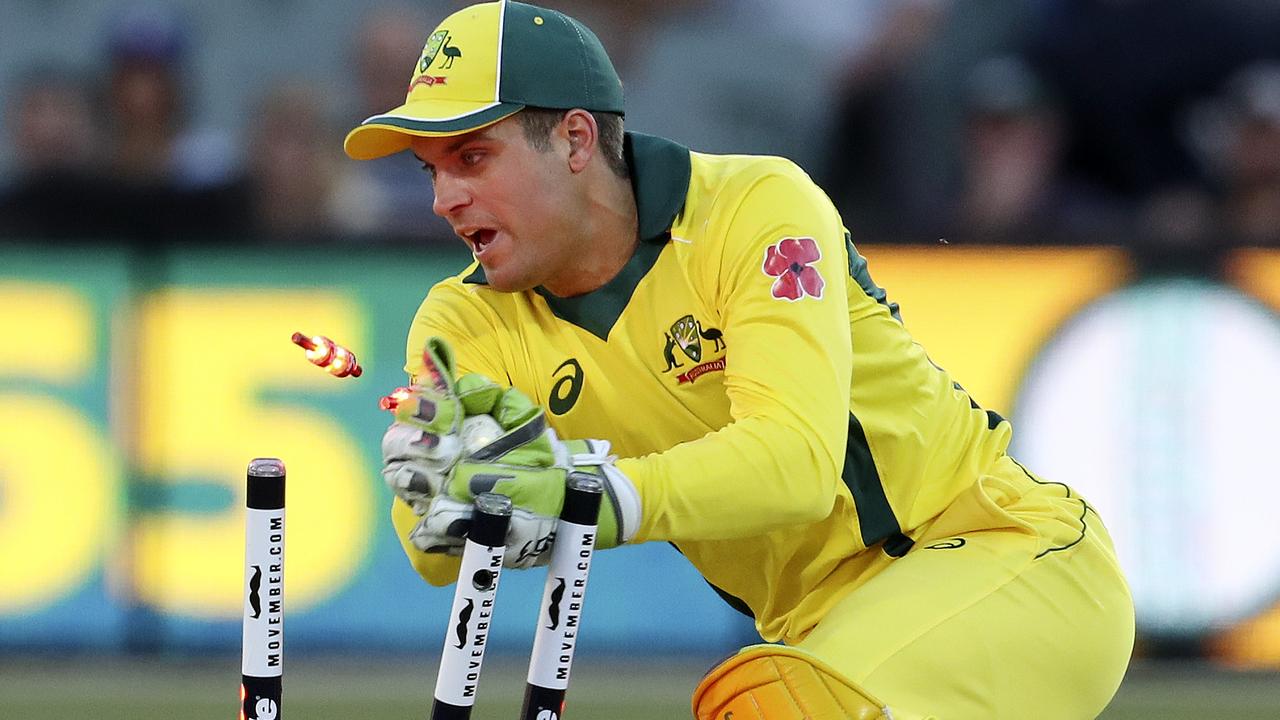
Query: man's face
[[411, 117, 578, 293]]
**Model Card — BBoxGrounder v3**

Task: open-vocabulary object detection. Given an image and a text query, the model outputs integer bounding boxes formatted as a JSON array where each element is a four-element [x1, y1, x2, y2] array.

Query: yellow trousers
[[793, 456, 1135, 719]]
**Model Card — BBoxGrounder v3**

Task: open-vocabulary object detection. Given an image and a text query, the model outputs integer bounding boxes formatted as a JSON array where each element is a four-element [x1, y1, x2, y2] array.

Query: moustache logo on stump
[[454, 598, 475, 648], [248, 565, 263, 619], [546, 577, 566, 630]]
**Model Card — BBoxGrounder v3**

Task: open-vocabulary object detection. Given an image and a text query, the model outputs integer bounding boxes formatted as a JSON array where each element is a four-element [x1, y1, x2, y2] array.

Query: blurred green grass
[[1, 656, 1277, 718]]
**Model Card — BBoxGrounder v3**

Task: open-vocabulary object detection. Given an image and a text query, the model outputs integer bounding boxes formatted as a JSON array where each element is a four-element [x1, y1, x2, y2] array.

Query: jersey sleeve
[[404, 269, 508, 383], [394, 269, 506, 587], [617, 164, 853, 542]]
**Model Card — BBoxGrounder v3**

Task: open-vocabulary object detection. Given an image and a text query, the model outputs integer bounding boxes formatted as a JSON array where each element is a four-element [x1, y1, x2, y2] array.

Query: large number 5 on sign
[[0, 284, 121, 613], [132, 290, 374, 618]]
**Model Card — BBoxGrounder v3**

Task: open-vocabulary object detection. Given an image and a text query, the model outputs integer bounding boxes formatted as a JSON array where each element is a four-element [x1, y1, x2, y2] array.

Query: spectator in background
[[820, 0, 949, 236], [105, 5, 234, 189], [1130, 60, 1280, 269], [1026, 0, 1280, 270], [944, 57, 1124, 244], [820, 0, 1041, 240], [99, 4, 245, 244], [621, 0, 841, 180], [1026, 0, 1280, 203], [244, 84, 342, 243], [6, 71, 99, 178], [530, 0, 673, 75], [331, 4, 454, 244], [0, 69, 108, 239], [1218, 64, 1280, 247]]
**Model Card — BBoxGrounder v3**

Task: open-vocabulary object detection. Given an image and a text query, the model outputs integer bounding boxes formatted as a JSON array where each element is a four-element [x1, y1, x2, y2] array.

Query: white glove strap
[[548, 432, 614, 466], [600, 463, 642, 544], [546, 430, 638, 543], [547, 428, 571, 467]]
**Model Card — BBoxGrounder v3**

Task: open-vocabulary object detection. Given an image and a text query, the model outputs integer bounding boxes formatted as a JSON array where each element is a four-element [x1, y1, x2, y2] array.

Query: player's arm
[[387, 275, 510, 586], [393, 282, 618, 572], [404, 272, 509, 382], [620, 164, 853, 542]]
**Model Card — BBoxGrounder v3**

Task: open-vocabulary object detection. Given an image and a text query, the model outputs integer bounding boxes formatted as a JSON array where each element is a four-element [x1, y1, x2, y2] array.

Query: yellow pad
[[692, 645, 894, 720]]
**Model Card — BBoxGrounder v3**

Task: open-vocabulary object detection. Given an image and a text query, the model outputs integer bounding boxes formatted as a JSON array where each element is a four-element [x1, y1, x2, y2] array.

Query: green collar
[[464, 132, 691, 340], [627, 131, 692, 244]]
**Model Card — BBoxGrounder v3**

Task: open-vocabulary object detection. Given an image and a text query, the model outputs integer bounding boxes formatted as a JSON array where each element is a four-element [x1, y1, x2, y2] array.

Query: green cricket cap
[[344, 0, 624, 160]]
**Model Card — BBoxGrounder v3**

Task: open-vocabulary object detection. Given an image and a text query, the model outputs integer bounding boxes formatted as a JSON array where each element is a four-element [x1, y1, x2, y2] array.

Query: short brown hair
[[518, 107, 628, 178]]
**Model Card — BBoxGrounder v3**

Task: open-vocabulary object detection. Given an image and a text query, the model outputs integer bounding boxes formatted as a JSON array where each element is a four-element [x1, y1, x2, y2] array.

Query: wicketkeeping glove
[[407, 494, 560, 570], [380, 337, 504, 512], [407, 385, 642, 569]]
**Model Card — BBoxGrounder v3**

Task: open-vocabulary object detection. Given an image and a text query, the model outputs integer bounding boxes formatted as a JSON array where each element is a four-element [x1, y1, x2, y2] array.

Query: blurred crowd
[[1, 0, 1278, 260]]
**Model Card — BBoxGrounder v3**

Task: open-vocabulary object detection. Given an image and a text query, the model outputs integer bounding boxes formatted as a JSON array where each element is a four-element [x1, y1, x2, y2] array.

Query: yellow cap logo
[[403, 4, 502, 105], [417, 29, 464, 73]]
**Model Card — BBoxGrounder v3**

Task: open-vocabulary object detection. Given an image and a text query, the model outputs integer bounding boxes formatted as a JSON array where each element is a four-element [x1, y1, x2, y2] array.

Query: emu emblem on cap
[[440, 37, 463, 69]]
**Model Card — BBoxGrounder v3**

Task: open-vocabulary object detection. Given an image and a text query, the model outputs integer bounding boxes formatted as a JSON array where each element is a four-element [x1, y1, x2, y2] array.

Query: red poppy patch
[[762, 237, 825, 301]]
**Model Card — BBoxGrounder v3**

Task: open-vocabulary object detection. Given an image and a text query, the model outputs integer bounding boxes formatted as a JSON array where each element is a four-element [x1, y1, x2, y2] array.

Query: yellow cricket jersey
[[393, 132, 1014, 643]]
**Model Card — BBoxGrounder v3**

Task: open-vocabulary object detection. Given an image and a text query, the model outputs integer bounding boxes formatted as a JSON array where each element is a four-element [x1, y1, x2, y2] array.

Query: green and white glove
[[408, 494, 560, 568], [409, 385, 642, 569], [380, 337, 503, 512]]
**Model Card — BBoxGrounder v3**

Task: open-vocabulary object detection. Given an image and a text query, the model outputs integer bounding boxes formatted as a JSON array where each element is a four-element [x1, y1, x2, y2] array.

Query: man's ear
[[561, 109, 598, 173]]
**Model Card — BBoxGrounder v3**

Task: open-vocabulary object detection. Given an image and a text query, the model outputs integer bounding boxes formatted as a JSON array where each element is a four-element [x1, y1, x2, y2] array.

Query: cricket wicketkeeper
[[351, 2, 1136, 717]]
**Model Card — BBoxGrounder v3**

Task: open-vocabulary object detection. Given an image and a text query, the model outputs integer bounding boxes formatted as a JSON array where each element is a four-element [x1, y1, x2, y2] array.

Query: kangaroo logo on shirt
[[662, 315, 727, 384]]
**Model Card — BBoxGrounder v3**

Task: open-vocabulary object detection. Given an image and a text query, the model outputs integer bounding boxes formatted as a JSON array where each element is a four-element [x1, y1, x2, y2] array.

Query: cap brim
[[344, 100, 524, 160]]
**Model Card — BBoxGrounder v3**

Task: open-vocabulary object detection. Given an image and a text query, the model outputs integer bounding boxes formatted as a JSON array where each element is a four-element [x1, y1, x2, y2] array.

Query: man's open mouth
[[462, 228, 497, 255]]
